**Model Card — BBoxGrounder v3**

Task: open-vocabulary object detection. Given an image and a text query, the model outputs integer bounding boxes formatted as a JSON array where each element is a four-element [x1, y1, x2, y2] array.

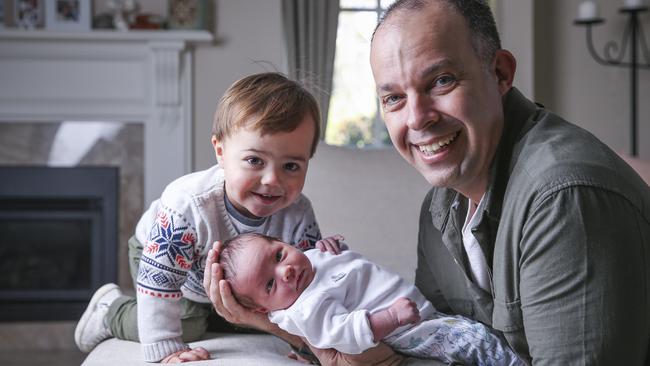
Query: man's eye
[[434, 75, 456, 88], [382, 94, 402, 106], [245, 157, 263, 166], [283, 162, 300, 172], [275, 250, 282, 262], [266, 278, 274, 293]]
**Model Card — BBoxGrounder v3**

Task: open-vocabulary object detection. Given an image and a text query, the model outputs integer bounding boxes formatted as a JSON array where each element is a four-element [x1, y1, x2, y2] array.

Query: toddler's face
[[213, 116, 315, 218], [231, 239, 314, 313]]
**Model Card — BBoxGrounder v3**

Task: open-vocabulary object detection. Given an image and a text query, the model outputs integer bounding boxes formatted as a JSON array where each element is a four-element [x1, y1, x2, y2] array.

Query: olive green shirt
[[416, 88, 650, 365]]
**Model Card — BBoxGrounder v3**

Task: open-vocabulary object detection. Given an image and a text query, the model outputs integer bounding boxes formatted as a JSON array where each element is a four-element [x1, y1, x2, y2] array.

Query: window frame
[[327, 0, 393, 149]]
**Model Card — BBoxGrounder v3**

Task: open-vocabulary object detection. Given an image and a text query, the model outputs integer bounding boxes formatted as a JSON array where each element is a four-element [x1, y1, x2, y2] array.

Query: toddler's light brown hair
[[212, 73, 321, 157]]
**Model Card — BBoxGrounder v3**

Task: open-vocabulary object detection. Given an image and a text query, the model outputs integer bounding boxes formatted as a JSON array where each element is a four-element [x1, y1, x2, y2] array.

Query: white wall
[[303, 144, 431, 283], [496, 0, 535, 100], [534, 0, 650, 159], [193, 0, 288, 170]]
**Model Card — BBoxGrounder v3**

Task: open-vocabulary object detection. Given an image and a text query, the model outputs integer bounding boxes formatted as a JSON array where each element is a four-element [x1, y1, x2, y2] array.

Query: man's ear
[[211, 135, 224, 165], [493, 49, 517, 96]]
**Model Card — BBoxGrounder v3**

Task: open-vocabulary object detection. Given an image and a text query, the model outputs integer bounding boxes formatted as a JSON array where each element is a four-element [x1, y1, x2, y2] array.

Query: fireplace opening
[[0, 167, 118, 321]]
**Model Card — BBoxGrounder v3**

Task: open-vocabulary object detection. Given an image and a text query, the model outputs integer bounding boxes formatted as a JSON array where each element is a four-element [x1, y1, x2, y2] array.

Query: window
[[326, 0, 396, 148]]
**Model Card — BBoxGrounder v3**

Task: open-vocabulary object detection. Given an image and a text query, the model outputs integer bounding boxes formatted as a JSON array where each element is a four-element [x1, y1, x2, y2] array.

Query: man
[[369, 0, 650, 364]]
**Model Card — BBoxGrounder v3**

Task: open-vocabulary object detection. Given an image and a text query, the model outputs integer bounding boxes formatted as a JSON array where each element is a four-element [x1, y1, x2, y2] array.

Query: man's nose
[[406, 93, 439, 130]]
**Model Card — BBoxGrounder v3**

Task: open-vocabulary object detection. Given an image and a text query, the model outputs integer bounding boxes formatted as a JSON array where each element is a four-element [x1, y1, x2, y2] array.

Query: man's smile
[[413, 131, 461, 156]]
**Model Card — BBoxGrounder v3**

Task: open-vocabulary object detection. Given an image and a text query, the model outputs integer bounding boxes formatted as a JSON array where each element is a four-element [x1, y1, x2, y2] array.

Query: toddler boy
[[75, 73, 325, 363], [220, 233, 525, 366]]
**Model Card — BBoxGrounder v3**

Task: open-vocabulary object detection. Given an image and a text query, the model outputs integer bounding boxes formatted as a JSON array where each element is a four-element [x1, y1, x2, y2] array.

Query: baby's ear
[[253, 306, 269, 314]]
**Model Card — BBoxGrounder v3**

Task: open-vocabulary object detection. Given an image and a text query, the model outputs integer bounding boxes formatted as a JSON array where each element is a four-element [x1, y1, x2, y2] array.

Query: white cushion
[[81, 332, 443, 365], [82, 332, 298, 366]]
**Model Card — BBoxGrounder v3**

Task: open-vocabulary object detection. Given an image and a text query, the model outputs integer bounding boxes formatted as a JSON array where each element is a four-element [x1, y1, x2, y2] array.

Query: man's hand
[[307, 341, 404, 366], [388, 297, 420, 327], [160, 347, 210, 363], [316, 234, 345, 255], [202, 241, 270, 329]]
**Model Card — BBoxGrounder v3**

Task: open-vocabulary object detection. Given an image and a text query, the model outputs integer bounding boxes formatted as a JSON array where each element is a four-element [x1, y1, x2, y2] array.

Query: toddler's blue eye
[[246, 157, 263, 166], [275, 250, 282, 262]]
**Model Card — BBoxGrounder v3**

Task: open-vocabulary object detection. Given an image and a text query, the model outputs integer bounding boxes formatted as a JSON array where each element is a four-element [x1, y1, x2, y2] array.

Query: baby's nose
[[282, 265, 295, 282]]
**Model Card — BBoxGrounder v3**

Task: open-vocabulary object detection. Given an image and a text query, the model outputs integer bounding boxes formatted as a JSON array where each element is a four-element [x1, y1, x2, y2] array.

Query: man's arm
[[415, 190, 452, 313], [519, 186, 648, 364], [307, 342, 404, 366]]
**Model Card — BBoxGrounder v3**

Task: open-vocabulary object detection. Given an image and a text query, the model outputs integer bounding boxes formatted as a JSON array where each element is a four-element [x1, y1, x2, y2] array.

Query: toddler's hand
[[388, 297, 420, 327], [160, 347, 210, 363], [315, 234, 345, 254]]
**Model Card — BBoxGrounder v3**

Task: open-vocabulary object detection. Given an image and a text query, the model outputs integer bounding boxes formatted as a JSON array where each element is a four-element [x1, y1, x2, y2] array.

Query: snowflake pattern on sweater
[[138, 207, 198, 298], [134, 165, 322, 362]]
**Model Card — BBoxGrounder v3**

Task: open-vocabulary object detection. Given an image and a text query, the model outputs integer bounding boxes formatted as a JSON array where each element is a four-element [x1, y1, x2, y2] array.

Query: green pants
[[106, 236, 211, 342]]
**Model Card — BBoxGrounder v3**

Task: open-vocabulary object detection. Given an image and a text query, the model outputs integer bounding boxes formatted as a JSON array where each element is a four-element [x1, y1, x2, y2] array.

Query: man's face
[[212, 116, 315, 218], [370, 2, 511, 201], [231, 238, 315, 313]]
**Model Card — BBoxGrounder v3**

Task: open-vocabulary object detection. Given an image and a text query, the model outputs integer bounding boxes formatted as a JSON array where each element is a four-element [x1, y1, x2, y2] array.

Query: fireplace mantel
[[0, 30, 213, 205]]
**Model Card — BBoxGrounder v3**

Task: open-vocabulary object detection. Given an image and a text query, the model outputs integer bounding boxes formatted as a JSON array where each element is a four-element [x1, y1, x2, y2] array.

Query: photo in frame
[[45, 0, 91, 31], [168, 0, 207, 30], [13, 0, 44, 29]]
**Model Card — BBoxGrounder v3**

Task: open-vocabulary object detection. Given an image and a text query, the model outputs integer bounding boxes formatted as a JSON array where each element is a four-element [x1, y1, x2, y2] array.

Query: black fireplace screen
[[0, 167, 118, 321]]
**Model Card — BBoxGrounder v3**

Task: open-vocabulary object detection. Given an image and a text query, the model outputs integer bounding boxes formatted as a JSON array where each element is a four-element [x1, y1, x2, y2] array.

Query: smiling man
[[370, 0, 650, 364]]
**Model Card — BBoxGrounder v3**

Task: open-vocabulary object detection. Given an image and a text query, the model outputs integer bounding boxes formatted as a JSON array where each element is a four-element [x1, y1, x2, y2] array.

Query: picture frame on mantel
[[45, 0, 91, 31], [168, 0, 208, 30], [13, 0, 44, 29]]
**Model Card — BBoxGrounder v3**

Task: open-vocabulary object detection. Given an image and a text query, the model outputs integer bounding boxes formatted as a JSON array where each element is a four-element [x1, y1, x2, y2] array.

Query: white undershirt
[[461, 196, 492, 293]]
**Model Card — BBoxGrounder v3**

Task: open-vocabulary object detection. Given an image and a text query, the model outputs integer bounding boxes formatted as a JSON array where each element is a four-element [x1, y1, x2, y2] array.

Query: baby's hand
[[160, 347, 210, 363], [315, 234, 345, 255], [388, 297, 420, 327]]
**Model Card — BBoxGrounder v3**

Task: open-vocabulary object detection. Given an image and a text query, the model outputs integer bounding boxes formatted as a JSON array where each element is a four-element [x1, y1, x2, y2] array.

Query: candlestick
[[574, 4, 650, 156], [577, 1, 599, 21], [623, 0, 647, 9]]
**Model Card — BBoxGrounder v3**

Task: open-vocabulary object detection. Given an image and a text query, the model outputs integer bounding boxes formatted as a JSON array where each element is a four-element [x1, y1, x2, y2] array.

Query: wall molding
[[0, 30, 213, 205]]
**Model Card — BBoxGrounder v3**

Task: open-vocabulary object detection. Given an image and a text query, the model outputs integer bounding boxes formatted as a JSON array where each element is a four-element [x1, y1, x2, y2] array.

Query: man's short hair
[[211, 72, 321, 157], [374, 0, 501, 66]]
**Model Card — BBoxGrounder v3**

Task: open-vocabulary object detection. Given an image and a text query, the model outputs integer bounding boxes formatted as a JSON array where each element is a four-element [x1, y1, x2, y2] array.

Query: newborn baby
[[218, 232, 523, 365]]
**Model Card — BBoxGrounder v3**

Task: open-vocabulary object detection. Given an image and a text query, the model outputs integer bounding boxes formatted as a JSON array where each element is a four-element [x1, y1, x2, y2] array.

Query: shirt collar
[[224, 193, 267, 227]]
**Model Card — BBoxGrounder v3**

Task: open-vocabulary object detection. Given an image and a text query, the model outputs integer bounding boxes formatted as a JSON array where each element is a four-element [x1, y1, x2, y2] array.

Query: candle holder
[[574, 5, 650, 156]]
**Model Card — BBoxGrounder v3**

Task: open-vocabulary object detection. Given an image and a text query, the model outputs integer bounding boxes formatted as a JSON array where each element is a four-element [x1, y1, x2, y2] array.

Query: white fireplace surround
[[0, 30, 213, 205]]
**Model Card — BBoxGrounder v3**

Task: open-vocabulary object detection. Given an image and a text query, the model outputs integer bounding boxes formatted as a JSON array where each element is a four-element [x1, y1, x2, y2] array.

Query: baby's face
[[231, 239, 315, 313]]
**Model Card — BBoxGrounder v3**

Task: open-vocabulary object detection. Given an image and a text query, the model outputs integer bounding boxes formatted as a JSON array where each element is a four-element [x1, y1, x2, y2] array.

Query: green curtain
[[282, 0, 340, 137]]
